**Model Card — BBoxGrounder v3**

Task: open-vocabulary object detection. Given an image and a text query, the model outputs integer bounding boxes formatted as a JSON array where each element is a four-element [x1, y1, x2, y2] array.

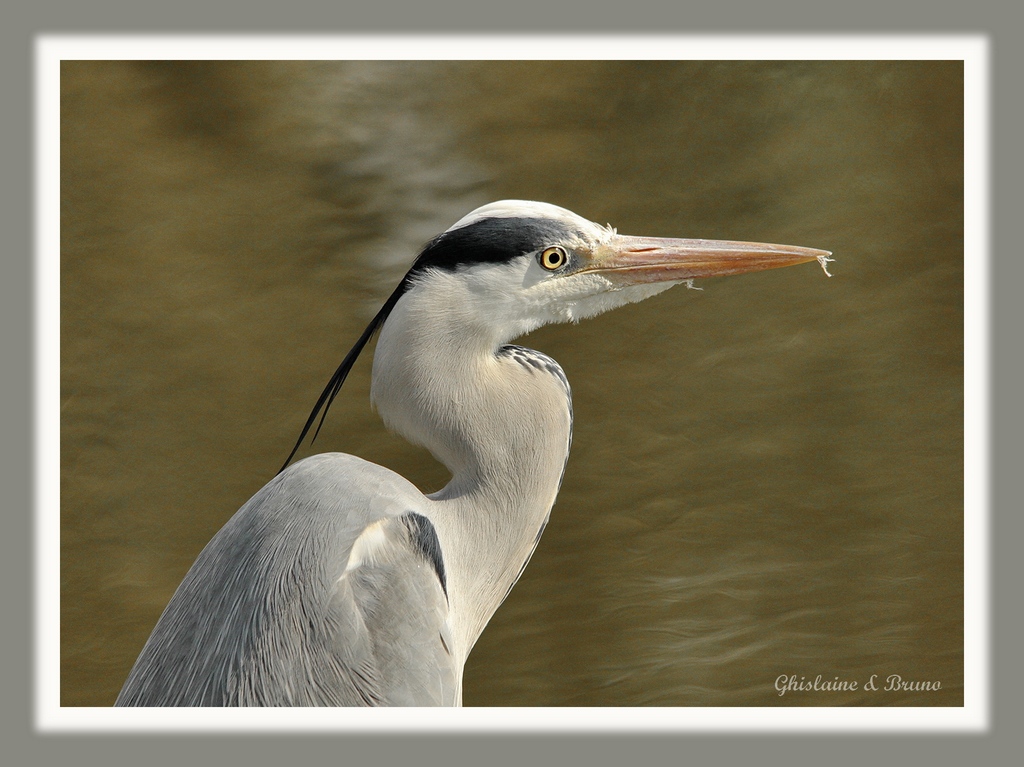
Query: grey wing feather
[[115, 453, 456, 706]]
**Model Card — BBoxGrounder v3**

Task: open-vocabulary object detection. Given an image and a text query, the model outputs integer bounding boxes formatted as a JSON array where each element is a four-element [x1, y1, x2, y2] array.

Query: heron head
[[401, 200, 831, 339]]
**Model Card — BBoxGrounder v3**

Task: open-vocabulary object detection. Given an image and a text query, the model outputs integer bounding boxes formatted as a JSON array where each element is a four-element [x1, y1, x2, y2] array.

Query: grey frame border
[[7, 2, 1018, 765]]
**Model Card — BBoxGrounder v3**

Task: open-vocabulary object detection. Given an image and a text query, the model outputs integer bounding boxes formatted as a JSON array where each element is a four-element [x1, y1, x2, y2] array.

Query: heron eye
[[540, 246, 568, 271]]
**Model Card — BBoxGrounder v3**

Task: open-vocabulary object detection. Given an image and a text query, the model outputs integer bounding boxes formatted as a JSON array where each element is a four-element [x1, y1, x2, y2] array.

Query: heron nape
[[115, 200, 831, 706]]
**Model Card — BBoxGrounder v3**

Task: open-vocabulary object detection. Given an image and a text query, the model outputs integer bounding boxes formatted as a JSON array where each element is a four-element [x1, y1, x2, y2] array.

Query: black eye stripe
[[408, 217, 575, 279]]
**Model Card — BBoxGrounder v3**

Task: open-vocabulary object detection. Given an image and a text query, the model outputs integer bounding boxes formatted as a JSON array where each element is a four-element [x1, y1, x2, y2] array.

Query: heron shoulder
[[276, 453, 448, 599], [116, 452, 457, 706]]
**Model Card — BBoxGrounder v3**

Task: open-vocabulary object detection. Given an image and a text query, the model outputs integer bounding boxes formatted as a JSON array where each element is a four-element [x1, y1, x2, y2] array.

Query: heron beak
[[582, 234, 833, 285]]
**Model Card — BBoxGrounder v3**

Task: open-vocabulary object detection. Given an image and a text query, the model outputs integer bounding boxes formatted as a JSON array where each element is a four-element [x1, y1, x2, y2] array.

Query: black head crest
[[278, 276, 409, 473]]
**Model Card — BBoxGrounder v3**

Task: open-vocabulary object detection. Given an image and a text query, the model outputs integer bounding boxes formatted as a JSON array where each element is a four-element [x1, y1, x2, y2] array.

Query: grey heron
[[115, 200, 830, 706]]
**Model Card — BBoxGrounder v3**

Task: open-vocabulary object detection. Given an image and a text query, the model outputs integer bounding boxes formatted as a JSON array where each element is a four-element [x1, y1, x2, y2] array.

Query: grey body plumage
[[117, 455, 457, 706]]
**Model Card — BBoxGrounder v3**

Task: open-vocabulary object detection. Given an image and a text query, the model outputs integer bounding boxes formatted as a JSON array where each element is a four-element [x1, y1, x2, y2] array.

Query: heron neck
[[370, 281, 572, 662]]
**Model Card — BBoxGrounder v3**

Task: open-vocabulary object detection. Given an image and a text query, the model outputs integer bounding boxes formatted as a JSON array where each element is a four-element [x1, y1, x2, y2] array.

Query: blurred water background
[[60, 60, 963, 706]]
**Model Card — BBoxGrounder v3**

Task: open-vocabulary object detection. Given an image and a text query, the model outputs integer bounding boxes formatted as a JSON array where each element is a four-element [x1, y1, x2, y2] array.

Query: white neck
[[370, 271, 572, 668]]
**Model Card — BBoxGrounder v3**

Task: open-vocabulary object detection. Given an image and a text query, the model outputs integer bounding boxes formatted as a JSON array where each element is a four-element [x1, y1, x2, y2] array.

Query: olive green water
[[61, 61, 963, 706]]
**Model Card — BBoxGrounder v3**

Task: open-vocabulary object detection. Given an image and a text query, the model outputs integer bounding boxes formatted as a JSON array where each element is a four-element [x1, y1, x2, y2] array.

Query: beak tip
[[815, 251, 835, 277]]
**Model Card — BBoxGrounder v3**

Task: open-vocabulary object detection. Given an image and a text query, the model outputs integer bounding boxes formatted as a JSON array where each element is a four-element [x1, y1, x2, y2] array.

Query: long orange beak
[[581, 234, 833, 285]]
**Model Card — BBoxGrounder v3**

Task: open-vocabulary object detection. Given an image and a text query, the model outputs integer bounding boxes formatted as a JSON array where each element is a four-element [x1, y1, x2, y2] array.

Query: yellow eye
[[540, 246, 568, 271]]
